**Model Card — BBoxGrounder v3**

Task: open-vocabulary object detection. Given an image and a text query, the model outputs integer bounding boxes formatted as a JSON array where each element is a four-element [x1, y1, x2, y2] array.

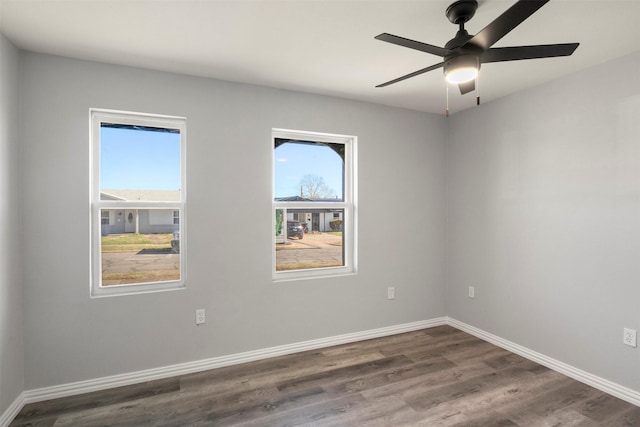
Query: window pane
[[274, 140, 344, 201], [100, 125, 181, 193], [97, 122, 182, 288], [275, 208, 344, 271], [100, 208, 180, 286]]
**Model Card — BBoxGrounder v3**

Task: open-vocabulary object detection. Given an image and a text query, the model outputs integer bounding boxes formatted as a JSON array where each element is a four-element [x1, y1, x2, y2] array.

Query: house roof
[[100, 189, 180, 202], [275, 196, 314, 202]]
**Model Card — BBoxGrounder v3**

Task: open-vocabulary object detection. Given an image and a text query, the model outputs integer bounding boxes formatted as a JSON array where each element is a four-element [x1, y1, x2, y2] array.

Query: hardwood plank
[[8, 415, 58, 427], [154, 386, 328, 427], [576, 392, 640, 423], [324, 357, 457, 395], [500, 378, 605, 425], [405, 337, 507, 364], [360, 360, 499, 401], [10, 378, 179, 426], [232, 393, 369, 427], [276, 355, 413, 394], [414, 363, 570, 425], [309, 394, 422, 427], [405, 365, 539, 412], [601, 405, 640, 426]]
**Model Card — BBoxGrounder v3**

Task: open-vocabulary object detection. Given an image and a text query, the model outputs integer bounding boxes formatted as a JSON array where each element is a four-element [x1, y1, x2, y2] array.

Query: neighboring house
[[100, 189, 180, 235], [275, 196, 343, 233], [289, 210, 342, 232]]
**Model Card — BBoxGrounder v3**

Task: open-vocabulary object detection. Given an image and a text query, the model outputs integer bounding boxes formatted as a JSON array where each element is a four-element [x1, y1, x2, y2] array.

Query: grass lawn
[[102, 233, 172, 252]]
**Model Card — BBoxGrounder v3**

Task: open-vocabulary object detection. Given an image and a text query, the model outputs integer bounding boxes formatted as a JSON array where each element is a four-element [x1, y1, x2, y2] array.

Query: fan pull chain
[[446, 83, 450, 117], [476, 74, 480, 106]]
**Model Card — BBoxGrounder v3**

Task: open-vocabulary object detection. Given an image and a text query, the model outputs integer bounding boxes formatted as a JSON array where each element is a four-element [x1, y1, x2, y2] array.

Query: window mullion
[[96, 201, 183, 209]]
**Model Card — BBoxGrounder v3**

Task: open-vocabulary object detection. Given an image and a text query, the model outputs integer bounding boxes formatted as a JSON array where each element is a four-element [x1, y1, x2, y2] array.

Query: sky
[[274, 142, 343, 199], [100, 126, 181, 190], [100, 129, 342, 196]]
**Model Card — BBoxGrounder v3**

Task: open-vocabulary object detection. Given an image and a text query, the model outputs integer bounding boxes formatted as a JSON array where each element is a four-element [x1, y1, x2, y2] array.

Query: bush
[[329, 219, 342, 231]]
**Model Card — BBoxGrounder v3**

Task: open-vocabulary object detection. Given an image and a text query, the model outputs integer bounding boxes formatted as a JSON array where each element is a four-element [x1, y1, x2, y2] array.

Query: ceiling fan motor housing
[[446, 0, 478, 25], [444, 27, 481, 84]]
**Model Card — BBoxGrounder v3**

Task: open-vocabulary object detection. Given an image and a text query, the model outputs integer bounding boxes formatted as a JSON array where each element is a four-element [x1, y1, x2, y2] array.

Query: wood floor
[[11, 326, 640, 426]]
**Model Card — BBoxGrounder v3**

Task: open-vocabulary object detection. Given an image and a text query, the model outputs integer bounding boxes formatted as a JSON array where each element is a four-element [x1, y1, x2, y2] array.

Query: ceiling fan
[[375, 0, 579, 102]]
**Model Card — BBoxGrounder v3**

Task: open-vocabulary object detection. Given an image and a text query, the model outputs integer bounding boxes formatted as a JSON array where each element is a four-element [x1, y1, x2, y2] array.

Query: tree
[[300, 174, 335, 199]]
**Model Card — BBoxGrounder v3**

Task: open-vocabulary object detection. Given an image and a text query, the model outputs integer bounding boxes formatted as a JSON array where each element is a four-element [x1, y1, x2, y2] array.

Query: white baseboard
[[4, 315, 638, 426], [18, 317, 447, 407], [0, 392, 25, 427], [448, 317, 640, 407]]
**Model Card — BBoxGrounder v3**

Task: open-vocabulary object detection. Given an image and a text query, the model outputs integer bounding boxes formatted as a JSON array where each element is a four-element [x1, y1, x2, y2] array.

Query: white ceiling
[[1, 0, 639, 115]]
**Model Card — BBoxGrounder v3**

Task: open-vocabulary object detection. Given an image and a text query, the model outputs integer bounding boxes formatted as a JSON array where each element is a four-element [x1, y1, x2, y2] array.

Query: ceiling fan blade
[[482, 43, 579, 63], [464, 0, 549, 51], [375, 33, 451, 57], [375, 62, 444, 88], [458, 80, 475, 95]]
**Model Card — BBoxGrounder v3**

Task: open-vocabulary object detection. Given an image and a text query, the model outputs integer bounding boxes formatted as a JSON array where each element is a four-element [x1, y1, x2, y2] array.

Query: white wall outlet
[[195, 309, 206, 325], [468, 286, 475, 299], [387, 287, 395, 300], [623, 328, 637, 347]]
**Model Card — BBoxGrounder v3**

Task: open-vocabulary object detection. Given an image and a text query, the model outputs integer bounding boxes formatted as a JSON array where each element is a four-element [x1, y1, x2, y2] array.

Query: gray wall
[[19, 52, 447, 389], [447, 51, 640, 392], [0, 33, 24, 414]]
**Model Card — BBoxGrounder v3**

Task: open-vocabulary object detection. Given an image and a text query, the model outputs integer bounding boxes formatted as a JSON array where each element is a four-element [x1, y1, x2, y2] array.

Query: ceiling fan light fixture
[[444, 54, 479, 84], [445, 67, 478, 84]]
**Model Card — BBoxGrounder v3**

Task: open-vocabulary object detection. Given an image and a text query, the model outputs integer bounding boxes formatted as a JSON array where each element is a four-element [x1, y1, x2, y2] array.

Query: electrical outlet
[[387, 287, 395, 300], [195, 309, 206, 325], [468, 286, 475, 299], [623, 328, 637, 347]]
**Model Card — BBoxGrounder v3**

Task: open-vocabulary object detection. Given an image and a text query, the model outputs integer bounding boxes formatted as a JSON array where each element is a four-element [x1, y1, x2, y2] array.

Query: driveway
[[102, 251, 180, 274]]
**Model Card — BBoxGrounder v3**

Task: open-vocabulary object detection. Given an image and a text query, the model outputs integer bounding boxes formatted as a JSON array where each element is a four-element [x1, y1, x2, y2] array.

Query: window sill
[[273, 270, 357, 284], [90, 281, 186, 298]]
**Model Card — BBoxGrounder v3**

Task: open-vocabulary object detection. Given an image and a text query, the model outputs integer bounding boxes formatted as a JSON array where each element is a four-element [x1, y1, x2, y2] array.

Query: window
[[273, 128, 356, 280], [91, 109, 186, 297], [101, 210, 110, 225]]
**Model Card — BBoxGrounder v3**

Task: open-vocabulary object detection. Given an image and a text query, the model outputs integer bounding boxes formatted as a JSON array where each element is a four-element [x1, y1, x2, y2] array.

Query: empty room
[[1, 0, 639, 425]]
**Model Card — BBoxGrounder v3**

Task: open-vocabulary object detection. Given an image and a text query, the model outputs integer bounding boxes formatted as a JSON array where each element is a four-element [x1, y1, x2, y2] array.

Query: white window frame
[[90, 109, 187, 297], [272, 128, 357, 281]]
